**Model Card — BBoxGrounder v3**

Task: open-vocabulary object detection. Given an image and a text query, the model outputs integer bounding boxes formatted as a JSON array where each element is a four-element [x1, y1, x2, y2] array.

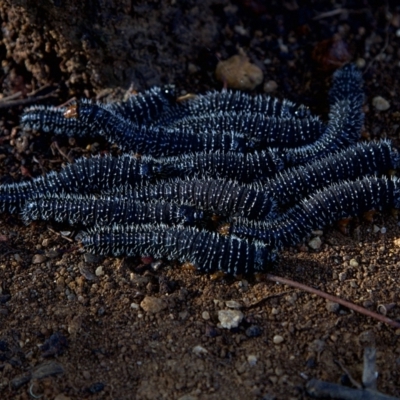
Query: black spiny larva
[[230, 176, 399, 248], [80, 225, 277, 275], [22, 196, 206, 227], [0, 63, 396, 276]]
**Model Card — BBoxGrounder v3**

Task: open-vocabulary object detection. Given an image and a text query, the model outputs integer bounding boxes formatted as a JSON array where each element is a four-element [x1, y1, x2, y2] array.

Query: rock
[[130, 303, 140, 310], [338, 271, 347, 282], [14, 253, 23, 263], [273, 335, 284, 344], [192, 345, 208, 355], [79, 263, 97, 281], [215, 50, 263, 91], [225, 300, 241, 309], [32, 254, 47, 264], [245, 325, 262, 338], [247, 354, 258, 366], [326, 301, 340, 313], [88, 382, 105, 394], [308, 236, 322, 250], [41, 238, 51, 247], [372, 96, 390, 111], [218, 309, 244, 329], [263, 80, 278, 93], [202, 311, 210, 320], [84, 253, 103, 263], [349, 258, 359, 267], [140, 296, 167, 314], [95, 266, 105, 277]]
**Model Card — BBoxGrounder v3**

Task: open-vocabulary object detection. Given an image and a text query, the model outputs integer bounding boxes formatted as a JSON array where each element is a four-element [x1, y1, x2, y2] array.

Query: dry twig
[[266, 274, 400, 328]]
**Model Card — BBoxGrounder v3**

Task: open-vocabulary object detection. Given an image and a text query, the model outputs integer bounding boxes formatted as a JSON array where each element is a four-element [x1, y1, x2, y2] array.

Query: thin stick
[[0, 89, 58, 109], [266, 274, 400, 328]]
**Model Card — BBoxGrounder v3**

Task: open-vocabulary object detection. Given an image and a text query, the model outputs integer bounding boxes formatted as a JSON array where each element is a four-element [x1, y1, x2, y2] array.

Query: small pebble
[[218, 309, 244, 329], [130, 303, 140, 310], [245, 325, 262, 338], [263, 80, 278, 93], [84, 253, 103, 263], [192, 345, 208, 355], [204, 325, 219, 338], [95, 266, 105, 277], [363, 300, 373, 308], [273, 335, 284, 344], [202, 311, 210, 320], [32, 254, 47, 264], [349, 258, 359, 267], [338, 271, 347, 282], [225, 300, 241, 309], [372, 96, 390, 111], [41, 238, 50, 247], [140, 296, 167, 314], [14, 254, 23, 263], [88, 382, 104, 394], [380, 227, 387, 234], [247, 354, 258, 366], [79, 263, 97, 281], [355, 58, 366, 68], [373, 225, 380, 233], [308, 236, 322, 250], [326, 301, 340, 313]]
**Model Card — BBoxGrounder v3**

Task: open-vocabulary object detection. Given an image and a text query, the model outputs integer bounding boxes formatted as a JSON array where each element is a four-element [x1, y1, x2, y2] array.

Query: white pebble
[[273, 335, 284, 344], [247, 355, 258, 366], [308, 236, 322, 250], [95, 266, 104, 276], [372, 96, 390, 111], [202, 311, 210, 320], [130, 302, 140, 310], [192, 345, 208, 355], [349, 259, 359, 267], [218, 309, 244, 329]]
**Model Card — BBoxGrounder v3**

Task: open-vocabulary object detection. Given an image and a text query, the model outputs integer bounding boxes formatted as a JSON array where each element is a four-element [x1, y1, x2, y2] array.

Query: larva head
[[63, 104, 78, 119], [161, 85, 177, 102], [252, 241, 277, 273]]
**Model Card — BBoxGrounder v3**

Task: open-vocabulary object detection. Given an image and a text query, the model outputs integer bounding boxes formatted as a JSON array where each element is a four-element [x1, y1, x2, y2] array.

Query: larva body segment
[[128, 179, 276, 220], [22, 196, 204, 227], [80, 225, 276, 275], [164, 112, 324, 148], [231, 176, 398, 248], [145, 150, 286, 183], [261, 140, 398, 208], [173, 90, 312, 119], [21, 86, 178, 136]]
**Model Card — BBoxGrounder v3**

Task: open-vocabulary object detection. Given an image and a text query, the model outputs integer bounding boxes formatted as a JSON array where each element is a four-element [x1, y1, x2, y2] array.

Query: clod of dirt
[[215, 50, 263, 90], [140, 296, 167, 314]]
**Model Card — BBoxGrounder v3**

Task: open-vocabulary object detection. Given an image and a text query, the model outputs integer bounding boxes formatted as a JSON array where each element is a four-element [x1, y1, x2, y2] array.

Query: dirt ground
[[0, 1, 399, 399]]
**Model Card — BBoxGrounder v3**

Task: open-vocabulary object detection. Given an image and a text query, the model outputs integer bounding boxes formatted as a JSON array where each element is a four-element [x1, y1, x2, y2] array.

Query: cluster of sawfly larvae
[[1, 64, 399, 275]]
